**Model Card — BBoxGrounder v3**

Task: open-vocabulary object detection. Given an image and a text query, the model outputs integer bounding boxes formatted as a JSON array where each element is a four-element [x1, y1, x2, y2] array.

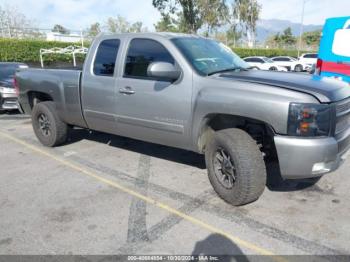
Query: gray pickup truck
[[16, 33, 350, 205]]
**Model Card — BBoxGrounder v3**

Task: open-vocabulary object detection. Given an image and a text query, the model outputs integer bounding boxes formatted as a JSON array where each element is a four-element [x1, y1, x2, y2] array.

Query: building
[[46, 32, 82, 43]]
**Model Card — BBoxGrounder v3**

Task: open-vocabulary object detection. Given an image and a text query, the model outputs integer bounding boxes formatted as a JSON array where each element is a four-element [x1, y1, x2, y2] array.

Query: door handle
[[119, 87, 135, 95]]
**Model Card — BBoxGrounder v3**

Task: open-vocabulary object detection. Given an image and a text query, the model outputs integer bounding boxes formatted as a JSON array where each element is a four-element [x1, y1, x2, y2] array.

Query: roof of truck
[[96, 32, 202, 39]]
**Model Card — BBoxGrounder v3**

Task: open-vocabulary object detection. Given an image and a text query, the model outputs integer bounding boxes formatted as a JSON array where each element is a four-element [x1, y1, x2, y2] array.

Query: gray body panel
[[15, 32, 350, 179], [17, 69, 87, 128]]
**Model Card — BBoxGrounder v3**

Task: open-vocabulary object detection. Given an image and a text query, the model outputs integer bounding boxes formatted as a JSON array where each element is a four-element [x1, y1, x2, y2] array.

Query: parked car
[[299, 53, 318, 68], [0, 62, 28, 112], [16, 33, 350, 206], [316, 16, 350, 83], [243, 56, 288, 72], [271, 56, 310, 72]]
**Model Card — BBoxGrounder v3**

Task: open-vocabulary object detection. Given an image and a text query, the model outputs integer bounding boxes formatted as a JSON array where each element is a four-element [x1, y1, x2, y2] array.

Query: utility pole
[[80, 29, 84, 48], [297, 0, 307, 58]]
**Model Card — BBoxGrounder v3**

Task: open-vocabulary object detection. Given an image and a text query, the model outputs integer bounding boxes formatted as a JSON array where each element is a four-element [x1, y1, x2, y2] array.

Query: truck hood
[[219, 70, 350, 103]]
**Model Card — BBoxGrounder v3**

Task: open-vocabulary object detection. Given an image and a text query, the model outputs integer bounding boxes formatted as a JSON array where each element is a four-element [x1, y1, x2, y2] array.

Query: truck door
[[81, 38, 120, 133], [115, 38, 193, 149]]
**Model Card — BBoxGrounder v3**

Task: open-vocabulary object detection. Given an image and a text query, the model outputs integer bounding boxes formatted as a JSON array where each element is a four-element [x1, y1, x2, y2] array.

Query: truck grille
[[336, 98, 350, 134]]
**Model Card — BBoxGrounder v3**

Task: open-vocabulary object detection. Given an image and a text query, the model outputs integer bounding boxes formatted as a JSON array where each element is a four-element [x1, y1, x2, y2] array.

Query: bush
[[232, 47, 310, 58], [0, 38, 310, 65], [0, 38, 89, 65]]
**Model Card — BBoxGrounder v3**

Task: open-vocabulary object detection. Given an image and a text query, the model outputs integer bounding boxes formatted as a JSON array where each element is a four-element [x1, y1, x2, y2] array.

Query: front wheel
[[205, 128, 266, 206], [32, 101, 68, 147], [294, 64, 303, 72]]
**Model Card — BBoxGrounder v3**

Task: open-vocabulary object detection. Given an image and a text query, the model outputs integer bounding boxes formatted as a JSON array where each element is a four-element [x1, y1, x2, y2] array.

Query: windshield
[[172, 37, 249, 75]]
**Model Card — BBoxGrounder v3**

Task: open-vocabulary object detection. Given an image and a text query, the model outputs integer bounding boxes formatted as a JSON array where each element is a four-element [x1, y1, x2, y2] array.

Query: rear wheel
[[205, 128, 266, 206], [32, 101, 68, 147], [269, 66, 277, 71]]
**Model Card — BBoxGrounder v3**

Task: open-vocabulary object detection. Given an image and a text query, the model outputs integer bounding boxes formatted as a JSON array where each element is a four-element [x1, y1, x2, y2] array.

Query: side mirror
[[147, 62, 181, 81]]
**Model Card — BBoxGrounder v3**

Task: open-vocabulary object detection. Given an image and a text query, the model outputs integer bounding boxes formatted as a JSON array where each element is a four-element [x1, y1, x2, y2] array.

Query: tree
[[0, 4, 38, 38], [198, 0, 228, 36], [232, 0, 261, 47], [302, 30, 321, 48], [86, 22, 101, 37], [152, 0, 202, 33], [226, 28, 242, 46], [106, 15, 146, 33], [129, 22, 146, 33], [154, 13, 179, 32], [265, 27, 297, 48], [226, 1, 241, 47], [52, 24, 70, 34], [280, 27, 296, 46], [106, 16, 130, 33]]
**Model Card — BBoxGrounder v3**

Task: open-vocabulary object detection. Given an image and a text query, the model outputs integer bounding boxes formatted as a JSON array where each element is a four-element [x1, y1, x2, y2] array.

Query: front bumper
[[274, 132, 350, 179], [0, 90, 18, 110]]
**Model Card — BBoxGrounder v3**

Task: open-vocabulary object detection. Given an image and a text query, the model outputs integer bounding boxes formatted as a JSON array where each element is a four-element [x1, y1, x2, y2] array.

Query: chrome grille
[[336, 98, 350, 134], [336, 98, 350, 116]]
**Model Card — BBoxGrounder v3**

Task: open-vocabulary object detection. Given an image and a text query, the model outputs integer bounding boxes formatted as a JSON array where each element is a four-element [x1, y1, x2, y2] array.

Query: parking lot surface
[[0, 112, 349, 260]]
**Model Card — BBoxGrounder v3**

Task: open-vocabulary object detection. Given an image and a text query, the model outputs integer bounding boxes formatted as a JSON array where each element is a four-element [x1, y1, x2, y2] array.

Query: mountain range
[[255, 19, 323, 43]]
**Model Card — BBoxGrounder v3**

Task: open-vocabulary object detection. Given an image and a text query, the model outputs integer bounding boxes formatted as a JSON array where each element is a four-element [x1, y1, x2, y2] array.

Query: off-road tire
[[205, 128, 266, 206], [32, 101, 68, 147]]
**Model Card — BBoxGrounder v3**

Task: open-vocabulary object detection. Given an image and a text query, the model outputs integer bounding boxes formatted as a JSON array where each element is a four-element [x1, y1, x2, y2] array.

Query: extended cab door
[[115, 37, 193, 149], [81, 38, 121, 133]]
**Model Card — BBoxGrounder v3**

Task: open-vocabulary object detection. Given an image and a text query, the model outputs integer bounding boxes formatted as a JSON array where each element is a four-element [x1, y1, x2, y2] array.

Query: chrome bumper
[[274, 132, 350, 179], [0, 90, 18, 110]]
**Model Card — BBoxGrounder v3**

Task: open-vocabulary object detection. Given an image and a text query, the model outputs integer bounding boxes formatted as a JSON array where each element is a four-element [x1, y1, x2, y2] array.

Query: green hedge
[[0, 38, 309, 64], [232, 47, 309, 58], [0, 38, 88, 64]]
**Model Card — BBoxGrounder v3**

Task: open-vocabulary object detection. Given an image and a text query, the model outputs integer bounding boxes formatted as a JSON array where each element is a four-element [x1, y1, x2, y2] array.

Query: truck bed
[[16, 68, 87, 128]]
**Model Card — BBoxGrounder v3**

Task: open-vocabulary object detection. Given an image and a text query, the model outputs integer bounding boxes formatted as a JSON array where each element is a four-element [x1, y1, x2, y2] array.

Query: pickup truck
[[16, 33, 350, 206]]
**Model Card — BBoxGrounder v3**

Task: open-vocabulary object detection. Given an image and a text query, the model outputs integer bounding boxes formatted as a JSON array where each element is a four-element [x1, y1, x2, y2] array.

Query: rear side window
[[273, 57, 289, 61], [93, 39, 120, 76], [124, 39, 174, 79], [251, 58, 263, 63]]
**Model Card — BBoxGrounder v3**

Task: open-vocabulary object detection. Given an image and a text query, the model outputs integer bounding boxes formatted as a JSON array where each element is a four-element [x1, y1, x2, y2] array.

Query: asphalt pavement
[[0, 112, 349, 261]]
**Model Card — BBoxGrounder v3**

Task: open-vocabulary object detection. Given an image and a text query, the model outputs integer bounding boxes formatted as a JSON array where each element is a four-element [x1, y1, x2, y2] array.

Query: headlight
[[287, 103, 331, 137]]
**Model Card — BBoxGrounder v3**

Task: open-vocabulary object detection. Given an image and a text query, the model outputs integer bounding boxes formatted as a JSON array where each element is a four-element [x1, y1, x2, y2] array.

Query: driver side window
[[124, 38, 175, 79]]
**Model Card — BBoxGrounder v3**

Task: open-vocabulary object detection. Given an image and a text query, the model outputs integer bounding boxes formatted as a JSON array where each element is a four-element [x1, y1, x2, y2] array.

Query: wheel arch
[[196, 113, 277, 154], [27, 91, 54, 111]]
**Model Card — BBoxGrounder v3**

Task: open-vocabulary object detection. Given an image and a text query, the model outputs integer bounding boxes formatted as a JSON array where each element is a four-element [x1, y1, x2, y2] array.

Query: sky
[[1, 0, 350, 32]]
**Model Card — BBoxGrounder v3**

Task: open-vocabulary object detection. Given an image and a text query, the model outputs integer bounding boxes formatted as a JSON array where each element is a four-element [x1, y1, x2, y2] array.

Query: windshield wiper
[[207, 67, 249, 76]]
